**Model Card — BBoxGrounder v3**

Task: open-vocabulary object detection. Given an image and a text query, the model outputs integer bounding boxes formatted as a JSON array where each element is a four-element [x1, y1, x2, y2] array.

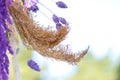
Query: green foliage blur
[[8, 48, 119, 80], [68, 54, 117, 80], [116, 60, 120, 80], [9, 49, 40, 80]]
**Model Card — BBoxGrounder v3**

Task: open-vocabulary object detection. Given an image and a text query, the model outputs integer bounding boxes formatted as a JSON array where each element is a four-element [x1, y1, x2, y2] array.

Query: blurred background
[[9, 0, 120, 80]]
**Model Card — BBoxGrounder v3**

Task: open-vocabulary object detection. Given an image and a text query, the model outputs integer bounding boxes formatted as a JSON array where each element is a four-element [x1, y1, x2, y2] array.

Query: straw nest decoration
[[9, 1, 89, 64]]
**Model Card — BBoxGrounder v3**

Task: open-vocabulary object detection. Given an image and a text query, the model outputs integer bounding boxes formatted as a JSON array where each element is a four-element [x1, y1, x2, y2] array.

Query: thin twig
[[12, 48, 21, 80]]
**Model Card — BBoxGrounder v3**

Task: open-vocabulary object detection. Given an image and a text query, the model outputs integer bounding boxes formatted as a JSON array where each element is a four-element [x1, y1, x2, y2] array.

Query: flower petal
[[56, 1, 68, 8], [52, 14, 59, 23], [24, 0, 39, 12], [59, 17, 67, 24], [27, 59, 40, 71], [56, 23, 62, 29]]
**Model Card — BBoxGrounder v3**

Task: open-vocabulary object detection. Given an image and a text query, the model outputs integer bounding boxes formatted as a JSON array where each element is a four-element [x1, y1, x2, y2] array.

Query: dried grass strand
[[9, 1, 68, 50], [9, 1, 89, 64], [39, 46, 89, 64]]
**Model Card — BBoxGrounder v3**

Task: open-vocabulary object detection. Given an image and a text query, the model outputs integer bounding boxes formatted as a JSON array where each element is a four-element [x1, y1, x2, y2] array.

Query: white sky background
[[32, 0, 120, 80]]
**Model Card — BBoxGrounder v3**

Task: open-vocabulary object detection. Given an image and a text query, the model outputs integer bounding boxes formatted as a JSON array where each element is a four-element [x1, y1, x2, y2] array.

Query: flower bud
[[59, 17, 67, 24], [27, 59, 40, 71], [56, 1, 68, 8]]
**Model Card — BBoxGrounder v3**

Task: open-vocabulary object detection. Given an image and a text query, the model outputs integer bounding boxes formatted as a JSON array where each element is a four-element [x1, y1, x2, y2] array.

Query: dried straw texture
[[9, 1, 89, 64], [9, 1, 68, 50], [40, 46, 89, 64]]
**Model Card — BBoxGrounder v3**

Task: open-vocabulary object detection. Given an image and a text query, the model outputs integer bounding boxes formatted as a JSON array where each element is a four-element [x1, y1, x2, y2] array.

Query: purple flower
[[0, 0, 13, 80], [59, 17, 67, 24], [56, 1, 68, 8], [56, 23, 62, 29], [27, 59, 40, 71], [52, 15, 67, 29], [52, 14, 67, 25], [0, 26, 9, 80], [24, 0, 39, 12], [52, 14, 59, 23], [8, 45, 14, 54], [5, 0, 12, 7], [28, 5, 39, 12]]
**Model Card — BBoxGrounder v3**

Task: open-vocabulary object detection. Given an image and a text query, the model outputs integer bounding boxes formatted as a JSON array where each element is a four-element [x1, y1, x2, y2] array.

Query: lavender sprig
[[0, 0, 13, 80]]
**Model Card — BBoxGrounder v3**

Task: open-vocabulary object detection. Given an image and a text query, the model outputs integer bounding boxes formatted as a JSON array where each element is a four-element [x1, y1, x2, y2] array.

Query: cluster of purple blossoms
[[0, 0, 13, 80], [24, 0, 39, 12], [23, 0, 68, 29], [52, 14, 67, 29]]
